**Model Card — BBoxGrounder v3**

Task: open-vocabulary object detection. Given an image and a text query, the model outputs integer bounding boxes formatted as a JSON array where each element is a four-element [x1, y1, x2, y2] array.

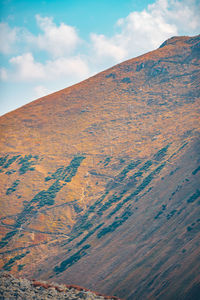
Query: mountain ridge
[[0, 34, 200, 299], [1, 34, 196, 119]]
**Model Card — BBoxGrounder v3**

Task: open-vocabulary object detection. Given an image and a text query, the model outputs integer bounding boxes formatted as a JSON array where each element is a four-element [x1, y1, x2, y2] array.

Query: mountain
[[0, 34, 200, 300]]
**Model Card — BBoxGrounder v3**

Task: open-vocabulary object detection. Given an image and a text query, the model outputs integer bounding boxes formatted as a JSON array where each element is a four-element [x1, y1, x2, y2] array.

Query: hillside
[[0, 34, 200, 299]]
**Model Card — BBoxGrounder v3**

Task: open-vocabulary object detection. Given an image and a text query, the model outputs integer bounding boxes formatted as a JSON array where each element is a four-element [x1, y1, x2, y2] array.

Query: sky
[[0, 0, 199, 116]]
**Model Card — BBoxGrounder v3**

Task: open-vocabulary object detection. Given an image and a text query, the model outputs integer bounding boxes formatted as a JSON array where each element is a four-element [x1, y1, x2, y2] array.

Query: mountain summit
[[0, 35, 200, 300]]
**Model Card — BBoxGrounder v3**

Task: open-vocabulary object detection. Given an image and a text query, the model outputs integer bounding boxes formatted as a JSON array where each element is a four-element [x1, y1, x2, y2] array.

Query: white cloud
[[45, 56, 89, 79], [33, 15, 81, 57], [148, 0, 200, 33], [0, 68, 8, 81], [90, 0, 200, 64], [9, 53, 45, 81], [0, 23, 17, 54], [8, 52, 89, 82], [34, 85, 51, 98], [0, 16, 81, 58], [91, 33, 126, 61]]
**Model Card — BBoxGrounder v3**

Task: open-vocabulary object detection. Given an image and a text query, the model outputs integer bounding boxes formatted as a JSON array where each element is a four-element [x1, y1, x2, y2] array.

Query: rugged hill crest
[[0, 272, 120, 299], [0, 35, 200, 299]]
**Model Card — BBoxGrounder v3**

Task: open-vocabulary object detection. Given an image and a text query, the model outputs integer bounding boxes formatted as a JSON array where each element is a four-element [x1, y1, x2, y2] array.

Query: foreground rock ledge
[[0, 272, 121, 300]]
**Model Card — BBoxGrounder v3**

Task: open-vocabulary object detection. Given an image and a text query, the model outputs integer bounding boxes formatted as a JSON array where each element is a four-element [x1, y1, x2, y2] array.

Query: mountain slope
[[0, 35, 200, 299]]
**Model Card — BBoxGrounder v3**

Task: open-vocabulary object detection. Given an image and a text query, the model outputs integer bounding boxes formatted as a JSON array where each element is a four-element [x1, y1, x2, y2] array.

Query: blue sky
[[0, 0, 199, 115]]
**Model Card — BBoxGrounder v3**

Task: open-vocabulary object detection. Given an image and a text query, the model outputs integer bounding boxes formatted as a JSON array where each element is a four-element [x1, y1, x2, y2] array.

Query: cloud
[[44, 56, 89, 79], [0, 15, 81, 58], [33, 15, 81, 57], [9, 52, 89, 82], [34, 85, 51, 98], [90, 33, 126, 62], [0, 68, 8, 81], [90, 0, 200, 64], [0, 23, 17, 54], [9, 53, 45, 81], [148, 0, 200, 34]]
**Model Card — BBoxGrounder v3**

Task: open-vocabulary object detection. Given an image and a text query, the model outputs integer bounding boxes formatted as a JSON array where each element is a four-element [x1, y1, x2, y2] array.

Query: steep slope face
[[0, 35, 200, 299]]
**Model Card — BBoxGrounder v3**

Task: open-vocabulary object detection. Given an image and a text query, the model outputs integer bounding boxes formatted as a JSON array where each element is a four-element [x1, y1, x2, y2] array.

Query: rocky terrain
[[0, 272, 120, 299], [0, 34, 200, 299]]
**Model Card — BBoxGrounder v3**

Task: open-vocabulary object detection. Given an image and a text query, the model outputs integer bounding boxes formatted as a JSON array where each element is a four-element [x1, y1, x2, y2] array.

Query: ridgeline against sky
[[0, 0, 200, 115], [0, 34, 199, 299]]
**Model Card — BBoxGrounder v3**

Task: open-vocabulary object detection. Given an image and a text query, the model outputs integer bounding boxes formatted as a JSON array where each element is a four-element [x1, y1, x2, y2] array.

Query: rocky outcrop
[[0, 272, 121, 299]]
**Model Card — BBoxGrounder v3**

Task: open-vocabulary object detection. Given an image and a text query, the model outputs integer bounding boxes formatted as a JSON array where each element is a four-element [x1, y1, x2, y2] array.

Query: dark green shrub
[[121, 77, 131, 83], [18, 154, 38, 175], [5, 169, 16, 175], [1, 230, 18, 241], [97, 194, 121, 215], [3, 250, 30, 271], [192, 165, 200, 175], [108, 162, 166, 217], [45, 155, 85, 183], [166, 210, 177, 220], [103, 157, 111, 166], [154, 211, 163, 219], [118, 160, 141, 181], [6, 180, 20, 195], [0, 155, 8, 167], [73, 203, 83, 214], [97, 207, 132, 239], [139, 160, 152, 171], [187, 190, 200, 203], [54, 244, 90, 273], [0, 230, 18, 249], [18, 264, 25, 271], [106, 73, 116, 79], [76, 223, 104, 247], [3, 155, 20, 168], [153, 144, 170, 161], [45, 167, 64, 181]]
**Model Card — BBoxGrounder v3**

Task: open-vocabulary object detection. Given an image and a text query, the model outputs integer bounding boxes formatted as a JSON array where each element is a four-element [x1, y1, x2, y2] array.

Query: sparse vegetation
[[153, 144, 170, 161], [139, 160, 153, 171], [54, 244, 91, 273], [103, 157, 111, 166], [192, 165, 200, 175], [154, 211, 163, 219], [166, 209, 177, 220], [17, 264, 25, 271], [97, 194, 122, 215], [97, 206, 132, 239], [73, 203, 83, 214], [187, 190, 200, 203], [105, 73, 116, 79], [0, 155, 86, 249], [45, 167, 64, 181], [5, 169, 16, 175], [31, 180, 63, 207], [45, 155, 85, 182], [6, 180, 20, 195], [3, 155, 20, 168], [117, 160, 141, 181], [121, 77, 131, 83], [3, 251, 30, 271], [0, 155, 9, 167], [18, 154, 38, 175], [76, 223, 104, 247]]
